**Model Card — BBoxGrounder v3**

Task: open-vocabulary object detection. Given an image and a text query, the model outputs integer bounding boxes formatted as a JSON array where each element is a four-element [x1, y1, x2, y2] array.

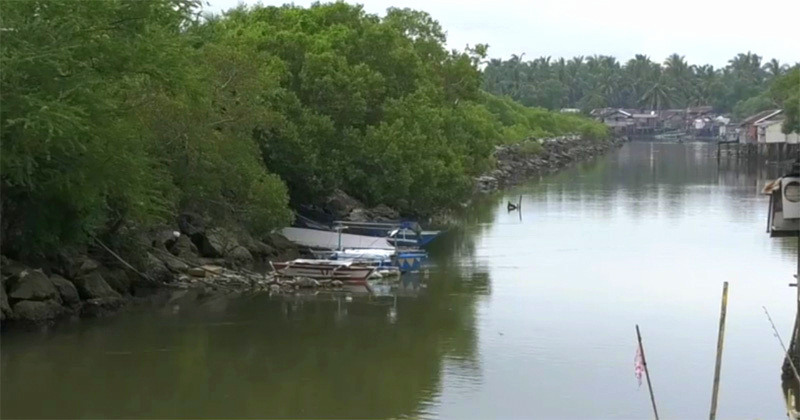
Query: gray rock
[[100, 268, 132, 295], [49, 274, 80, 306], [143, 253, 172, 283], [159, 254, 189, 274], [8, 269, 59, 302], [1, 258, 28, 280], [12, 299, 65, 322], [177, 212, 206, 238], [78, 258, 101, 276], [151, 228, 180, 251], [73, 272, 121, 300], [295, 277, 319, 288], [226, 246, 253, 264], [169, 235, 199, 259], [264, 233, 294, 251], [324, 189, 364, 218], [199, 227, 238, 258], [368, 204, 400, 221]]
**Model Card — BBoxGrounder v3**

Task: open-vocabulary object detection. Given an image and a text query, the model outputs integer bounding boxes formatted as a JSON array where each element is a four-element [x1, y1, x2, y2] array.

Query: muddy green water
[[2, 142, 797, 419]]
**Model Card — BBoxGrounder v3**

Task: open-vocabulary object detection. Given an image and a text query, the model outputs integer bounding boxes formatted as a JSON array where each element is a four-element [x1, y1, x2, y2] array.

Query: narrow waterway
[[1, 142, 797, 419]]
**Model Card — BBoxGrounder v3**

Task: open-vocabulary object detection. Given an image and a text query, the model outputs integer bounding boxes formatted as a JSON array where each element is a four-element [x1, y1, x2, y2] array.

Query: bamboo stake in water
[[636, 324, 659, 420], [709, 281, 729, 420]]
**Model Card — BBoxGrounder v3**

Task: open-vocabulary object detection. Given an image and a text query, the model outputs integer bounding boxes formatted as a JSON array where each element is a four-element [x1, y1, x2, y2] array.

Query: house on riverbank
[[592, 106, 728, 137], [738, 109, 782, 143], [595, 109, 633, 134], [755, 110, 800, 144]]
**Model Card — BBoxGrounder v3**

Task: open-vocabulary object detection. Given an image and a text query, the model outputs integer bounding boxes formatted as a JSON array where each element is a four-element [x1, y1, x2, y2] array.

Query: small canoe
[[270, 259, 375, 283]]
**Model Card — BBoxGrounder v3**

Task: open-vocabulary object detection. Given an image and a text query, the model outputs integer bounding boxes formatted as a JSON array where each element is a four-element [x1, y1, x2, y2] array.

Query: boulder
[[198, 227, 238, 258], [151, 229, 180, 251], [159, 253, 189, 274], [237, 232, 274, 258], [49, 274, 80, 306], [295, 277, 319, 288], [169, 235, 199, 259], [177, 212, 206, 238], [368, 204, 400, 221], [12, 299, 65, 323], [73, 272, 121, 300], [346, 208, 369, 222], [99, 268, 133, 296], [1, 258, 29, 280], [263, 233, 295, 252], [225, 246, 253, 264], [324, 189, 364, 219], [143, 253, 172, 283], [8, 269, 59, 302], [80, 297, 124, 318]]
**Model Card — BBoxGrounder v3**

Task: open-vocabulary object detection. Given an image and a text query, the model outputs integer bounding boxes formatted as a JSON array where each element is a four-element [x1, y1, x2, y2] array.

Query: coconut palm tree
[[640, 71, 674, 110], [763, 58, 786, 79]]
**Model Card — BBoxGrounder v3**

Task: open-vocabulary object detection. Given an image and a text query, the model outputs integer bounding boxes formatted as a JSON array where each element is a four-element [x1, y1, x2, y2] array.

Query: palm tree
[[763, 58, 785, 78], [640, 72, 674, 110]]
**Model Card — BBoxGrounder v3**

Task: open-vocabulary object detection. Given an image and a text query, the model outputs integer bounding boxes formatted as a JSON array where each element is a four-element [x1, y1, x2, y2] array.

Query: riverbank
[[474, 135, 625, 193], [0, 135, 622, 330]]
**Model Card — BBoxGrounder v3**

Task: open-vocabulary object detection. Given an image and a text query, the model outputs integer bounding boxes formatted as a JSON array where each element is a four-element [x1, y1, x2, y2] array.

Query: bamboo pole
[[709, 281, 729, 420], [636, 324, 659, 420], [764, 306, 800, 384]]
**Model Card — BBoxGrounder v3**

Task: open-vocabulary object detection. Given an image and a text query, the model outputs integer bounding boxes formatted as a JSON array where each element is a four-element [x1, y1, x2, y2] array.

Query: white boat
[[280, 227, 394, 250]]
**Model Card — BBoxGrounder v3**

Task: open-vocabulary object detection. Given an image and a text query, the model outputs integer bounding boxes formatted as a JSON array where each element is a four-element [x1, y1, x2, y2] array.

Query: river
[[1, 142, 797, 419]]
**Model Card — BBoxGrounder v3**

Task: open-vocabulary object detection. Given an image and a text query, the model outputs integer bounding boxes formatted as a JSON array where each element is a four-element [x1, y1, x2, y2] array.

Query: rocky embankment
[[474, 135, 625, 193], [0, 213, 310, 329]]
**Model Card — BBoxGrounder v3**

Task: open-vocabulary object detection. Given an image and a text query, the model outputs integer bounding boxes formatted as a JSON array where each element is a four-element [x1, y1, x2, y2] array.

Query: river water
[[2, 142, 798, 419]]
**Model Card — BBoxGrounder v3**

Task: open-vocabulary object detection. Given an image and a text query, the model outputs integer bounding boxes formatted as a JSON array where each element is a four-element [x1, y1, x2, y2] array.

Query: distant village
[[575, 107, 799, 145]]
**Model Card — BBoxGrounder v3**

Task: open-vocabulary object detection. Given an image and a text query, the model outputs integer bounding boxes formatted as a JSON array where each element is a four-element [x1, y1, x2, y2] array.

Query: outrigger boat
[[311, 248, 423, 276], [270, 259, 375, 283], [333, 221, 442, 248]]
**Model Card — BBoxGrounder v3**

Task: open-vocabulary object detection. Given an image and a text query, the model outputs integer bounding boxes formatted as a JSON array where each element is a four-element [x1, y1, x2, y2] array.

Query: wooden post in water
[[709, 281, 729, 420], [636, 325, 659, 420]]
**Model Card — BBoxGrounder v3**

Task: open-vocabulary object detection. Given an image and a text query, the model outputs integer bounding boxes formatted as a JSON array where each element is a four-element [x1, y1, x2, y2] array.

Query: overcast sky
[[204, 0, 799, 68]]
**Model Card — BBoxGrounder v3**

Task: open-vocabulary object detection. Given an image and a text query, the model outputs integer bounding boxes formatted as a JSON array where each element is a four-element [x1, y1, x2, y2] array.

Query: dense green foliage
[[484, 52, 798, 113], [0, 0, 292, 255], [770, 69, 800, 134], [0, 0, 607, 256]]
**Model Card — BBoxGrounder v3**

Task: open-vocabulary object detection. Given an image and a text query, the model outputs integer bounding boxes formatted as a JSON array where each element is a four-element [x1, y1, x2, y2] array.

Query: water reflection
[[3, 142, 800, 419], [1, 261, 488, 419]]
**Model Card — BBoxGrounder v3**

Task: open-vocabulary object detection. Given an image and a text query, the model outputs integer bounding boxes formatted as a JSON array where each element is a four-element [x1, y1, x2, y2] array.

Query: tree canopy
[[0, 0, 607, 257], [484, 52, 798, 113]]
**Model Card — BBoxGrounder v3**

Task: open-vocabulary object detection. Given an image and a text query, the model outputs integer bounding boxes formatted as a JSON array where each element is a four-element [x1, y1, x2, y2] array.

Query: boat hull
[[271, 261, 374, 283]]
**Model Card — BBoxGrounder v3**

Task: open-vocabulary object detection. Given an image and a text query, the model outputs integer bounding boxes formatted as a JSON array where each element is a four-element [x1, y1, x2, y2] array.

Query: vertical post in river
[[636, 325, 659, 420], [709, 281, 729, 420]]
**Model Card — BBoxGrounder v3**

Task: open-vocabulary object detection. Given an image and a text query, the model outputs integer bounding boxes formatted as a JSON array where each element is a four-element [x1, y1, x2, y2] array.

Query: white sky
[[204, 0, 799, 68]]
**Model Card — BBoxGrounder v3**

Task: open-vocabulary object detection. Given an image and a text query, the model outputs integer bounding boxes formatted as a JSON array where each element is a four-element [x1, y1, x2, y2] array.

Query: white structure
[[755, 111, 800, 144]]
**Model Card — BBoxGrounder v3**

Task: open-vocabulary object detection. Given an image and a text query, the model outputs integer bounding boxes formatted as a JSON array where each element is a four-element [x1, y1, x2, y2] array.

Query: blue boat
[[334, 221, 442, 248], [317, 248, 427, 273]]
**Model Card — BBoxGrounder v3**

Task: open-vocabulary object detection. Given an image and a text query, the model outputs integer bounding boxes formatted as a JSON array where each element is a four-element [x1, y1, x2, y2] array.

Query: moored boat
[[270, 259, 375, 283]]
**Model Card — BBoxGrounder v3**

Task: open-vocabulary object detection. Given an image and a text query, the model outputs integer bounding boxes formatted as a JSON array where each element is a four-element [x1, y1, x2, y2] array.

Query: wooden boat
[[313, 248, 427, 273], [270, 259, 375, 283]]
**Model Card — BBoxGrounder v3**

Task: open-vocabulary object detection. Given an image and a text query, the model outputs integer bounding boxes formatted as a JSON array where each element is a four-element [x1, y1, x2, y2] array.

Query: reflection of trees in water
[[520, 142, 784, 224], [0, 281, 486, 419]]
